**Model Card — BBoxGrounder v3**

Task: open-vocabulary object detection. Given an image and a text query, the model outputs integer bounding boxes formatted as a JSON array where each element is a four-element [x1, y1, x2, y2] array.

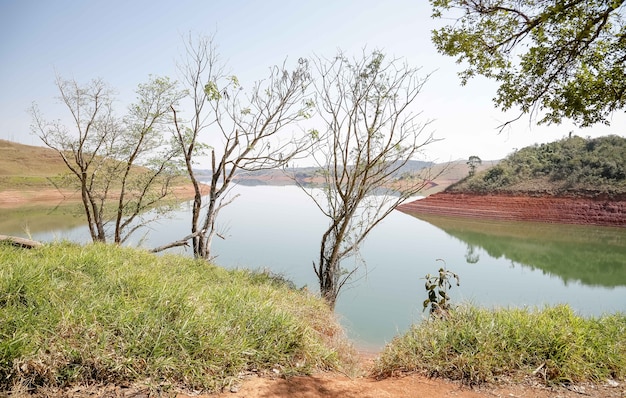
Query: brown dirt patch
[[208, 373, 623, 398], [27, 358, 624, 398], [0, 188, 82, 208], [206, 352, 624, 398]]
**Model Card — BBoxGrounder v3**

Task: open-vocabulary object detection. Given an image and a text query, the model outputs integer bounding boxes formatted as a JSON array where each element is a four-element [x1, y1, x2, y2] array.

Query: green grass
[[0, 242, 352, 393], [5, 239, 624, 393], [375, 305, 626, 385]]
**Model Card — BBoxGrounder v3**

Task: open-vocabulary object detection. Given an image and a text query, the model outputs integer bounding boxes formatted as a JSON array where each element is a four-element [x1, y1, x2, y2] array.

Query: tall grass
[[0, 242, 350, 393], [375, 305, 626, 385]]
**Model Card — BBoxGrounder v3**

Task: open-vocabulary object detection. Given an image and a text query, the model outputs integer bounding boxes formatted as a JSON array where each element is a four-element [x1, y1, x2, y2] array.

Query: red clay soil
[[32, 364, 626, 398], [397, 192, 626, 227], [23, 352, 626, 398], [207, 372, 623, 398]]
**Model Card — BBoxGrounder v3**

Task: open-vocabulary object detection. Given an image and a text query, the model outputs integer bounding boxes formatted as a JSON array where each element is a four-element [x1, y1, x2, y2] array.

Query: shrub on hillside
[[448, 135, 626, 195]]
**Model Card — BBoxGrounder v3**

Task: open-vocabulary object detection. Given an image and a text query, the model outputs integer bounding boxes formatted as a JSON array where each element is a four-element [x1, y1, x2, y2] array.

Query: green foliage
[[0, 243, 348, 393], [203, 81, 222, 101], [448, 135, 626, 195], [422, 260, 459, 317], [31, 75, 185, 244], [376, 305, 626, 385], [430, 0, 626, 127]]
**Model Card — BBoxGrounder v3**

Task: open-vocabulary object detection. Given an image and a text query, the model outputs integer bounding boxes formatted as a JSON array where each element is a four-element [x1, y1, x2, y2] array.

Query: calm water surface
[[3, 185, 626, 350]]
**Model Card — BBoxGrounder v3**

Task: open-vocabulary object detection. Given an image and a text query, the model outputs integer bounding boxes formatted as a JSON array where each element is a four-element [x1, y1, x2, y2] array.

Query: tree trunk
[[321, 282, 338, 311], [317, 254, 341, 311]]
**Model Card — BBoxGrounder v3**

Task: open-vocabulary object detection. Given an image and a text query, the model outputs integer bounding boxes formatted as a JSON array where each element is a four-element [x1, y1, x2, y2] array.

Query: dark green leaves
[[430, 0, 626, 127], [422, 261, 460, 317]]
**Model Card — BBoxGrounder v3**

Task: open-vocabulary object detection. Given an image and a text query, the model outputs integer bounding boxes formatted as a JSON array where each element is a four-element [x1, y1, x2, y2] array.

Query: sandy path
[[204, 368, 623, 398]]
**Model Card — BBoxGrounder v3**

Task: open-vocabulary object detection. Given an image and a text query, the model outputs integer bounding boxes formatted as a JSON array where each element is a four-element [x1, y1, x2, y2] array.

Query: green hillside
[[447, 135, 626, 197]]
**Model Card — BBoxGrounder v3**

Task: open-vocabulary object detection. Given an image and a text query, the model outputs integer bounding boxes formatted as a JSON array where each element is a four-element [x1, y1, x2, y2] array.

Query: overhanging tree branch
[[431, 0, 626, 127]]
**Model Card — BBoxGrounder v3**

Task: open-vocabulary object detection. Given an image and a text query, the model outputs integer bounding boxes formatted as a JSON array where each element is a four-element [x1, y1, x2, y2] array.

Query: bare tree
[[301, 51, 440, 310], [30, 75, 184, 244], [154, 34, 313, 259]]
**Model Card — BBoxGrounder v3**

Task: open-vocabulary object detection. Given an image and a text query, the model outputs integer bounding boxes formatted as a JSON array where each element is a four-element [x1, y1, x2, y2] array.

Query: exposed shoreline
[[0, 184, 208, 209], [397, 192, 626, 227]]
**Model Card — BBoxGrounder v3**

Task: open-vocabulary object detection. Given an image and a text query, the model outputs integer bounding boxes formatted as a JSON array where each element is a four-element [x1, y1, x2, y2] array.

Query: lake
[[3, 185, 626, 351]]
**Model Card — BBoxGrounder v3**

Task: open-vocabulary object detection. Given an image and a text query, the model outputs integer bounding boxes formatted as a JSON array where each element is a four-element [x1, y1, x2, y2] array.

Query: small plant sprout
[[422, 259, 460, 318]]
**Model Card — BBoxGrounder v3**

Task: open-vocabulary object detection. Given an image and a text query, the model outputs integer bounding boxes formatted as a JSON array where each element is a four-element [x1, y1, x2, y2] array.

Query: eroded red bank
[[397, 193, 626, 227]]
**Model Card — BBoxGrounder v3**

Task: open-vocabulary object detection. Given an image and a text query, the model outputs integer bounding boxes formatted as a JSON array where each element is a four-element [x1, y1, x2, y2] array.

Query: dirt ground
[[397, 192, 626, 227], [209, 373, 624, 398], [30, 362, 624, 398], [203, 352, 624, 398], [0, 188, 81, 208]]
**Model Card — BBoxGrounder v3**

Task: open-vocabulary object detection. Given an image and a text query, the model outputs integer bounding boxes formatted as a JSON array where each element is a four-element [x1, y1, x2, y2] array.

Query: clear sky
[[1, 0, 624, 163]]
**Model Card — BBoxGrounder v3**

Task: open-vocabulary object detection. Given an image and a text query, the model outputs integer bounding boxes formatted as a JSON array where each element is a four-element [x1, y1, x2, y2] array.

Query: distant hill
[[226, 160, 436, 186], [219, 159, 499, 195], [0, 139, 492, 195], [0, 139, 67, 176], [0, 139, 68, 189], [0, 139, 190, 193], [446, 135, 626, 198]]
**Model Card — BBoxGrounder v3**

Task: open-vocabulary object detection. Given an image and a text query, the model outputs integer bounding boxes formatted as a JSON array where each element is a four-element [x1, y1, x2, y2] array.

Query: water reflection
[[407, 214, 626, 288], [0, 204, 85, 235]]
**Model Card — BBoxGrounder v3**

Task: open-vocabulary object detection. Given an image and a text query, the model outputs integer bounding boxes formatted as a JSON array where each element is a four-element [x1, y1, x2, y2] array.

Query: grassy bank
[[0, 242, 351, 394], [376, 305, 626, 385], [4, 241, 624, 394]]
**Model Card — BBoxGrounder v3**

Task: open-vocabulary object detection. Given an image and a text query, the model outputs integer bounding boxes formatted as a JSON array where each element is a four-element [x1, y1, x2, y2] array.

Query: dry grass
[[420, 159, 498, 195], [0, 140, 71, 191], [0, 140, 68, 178]]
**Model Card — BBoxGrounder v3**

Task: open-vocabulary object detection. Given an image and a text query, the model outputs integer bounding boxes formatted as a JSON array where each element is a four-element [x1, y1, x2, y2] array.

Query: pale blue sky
[[1, 0, 623, 162]]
